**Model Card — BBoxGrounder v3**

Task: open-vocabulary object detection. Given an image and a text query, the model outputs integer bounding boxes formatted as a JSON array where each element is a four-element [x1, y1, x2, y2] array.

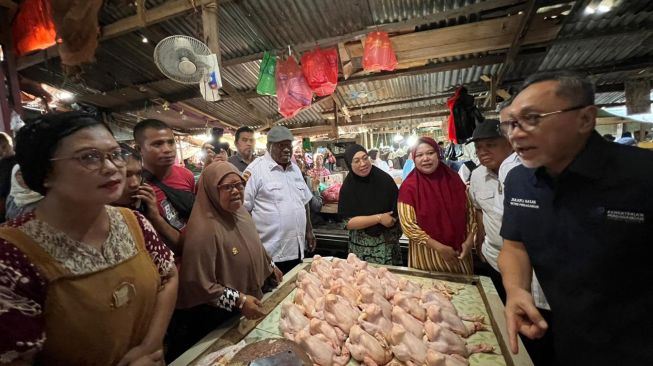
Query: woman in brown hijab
[[168, 162, 283, 360]]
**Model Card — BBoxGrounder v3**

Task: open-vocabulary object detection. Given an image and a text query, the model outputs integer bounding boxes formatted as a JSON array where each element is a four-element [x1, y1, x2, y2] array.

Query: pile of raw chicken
[[279, 254, 494, 366]]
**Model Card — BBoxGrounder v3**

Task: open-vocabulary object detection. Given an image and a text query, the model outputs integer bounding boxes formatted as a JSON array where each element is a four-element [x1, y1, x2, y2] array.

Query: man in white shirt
[[244, 126, 316, 274]]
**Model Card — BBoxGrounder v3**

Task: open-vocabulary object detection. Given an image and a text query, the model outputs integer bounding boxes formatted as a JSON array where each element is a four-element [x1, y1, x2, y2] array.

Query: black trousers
[[165, 304, 238, 363], [274, 258, 303, 274]]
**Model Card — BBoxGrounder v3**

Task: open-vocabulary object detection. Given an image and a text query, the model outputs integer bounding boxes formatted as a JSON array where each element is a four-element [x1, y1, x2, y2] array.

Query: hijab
[[398, 137, 468, 251], [338, 144, 399, 236], [10, 165, 43, 207], [178, 162, 272, 308]]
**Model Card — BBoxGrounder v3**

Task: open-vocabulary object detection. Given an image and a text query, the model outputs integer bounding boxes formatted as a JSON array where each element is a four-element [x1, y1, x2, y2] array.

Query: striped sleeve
[[398, 202, 430, 246]]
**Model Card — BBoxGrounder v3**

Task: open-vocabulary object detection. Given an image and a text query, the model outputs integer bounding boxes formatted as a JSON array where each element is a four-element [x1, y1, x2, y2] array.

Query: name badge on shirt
[[509, 197, 540, 209], [606, 210, 645, 224]]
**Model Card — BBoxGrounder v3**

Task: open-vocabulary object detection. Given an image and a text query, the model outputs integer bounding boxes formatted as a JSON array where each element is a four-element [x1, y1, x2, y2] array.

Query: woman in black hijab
[[338, 144, 402, 265]]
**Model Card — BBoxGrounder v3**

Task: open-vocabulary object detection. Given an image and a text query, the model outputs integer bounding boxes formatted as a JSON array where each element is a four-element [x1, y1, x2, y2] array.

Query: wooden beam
[[222, 0, 525, 67], [339, 54, 506, 87], [17, 0, 224, 70], [177, 101, 239, 129], [489, 0, 539, 106], [201, 0, 270, 126], [345, 11, 560, 67]]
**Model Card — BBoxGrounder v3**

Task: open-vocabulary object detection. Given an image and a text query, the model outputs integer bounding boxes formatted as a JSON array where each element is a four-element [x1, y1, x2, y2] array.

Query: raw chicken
[[346, 324, 393, 366], [425, 349, 470, 366], [388, 323, 428, 365], [331, 257, 356, 281], [346, 253, 368, 271], [294, 328, 351, 366], [376, 267, 400, 299], [426, 305, 485, 338], [393, 291, 426, 321], [297, 269, 322, 289], [324, 293, 360, 334], [298, 276, 325, 301], [330, 278, 360, 306], [294, 289, 324, 319], [279, 302, 310, 340], [421, 289, 457, 314], [311, 255, 333, 280], [359, 285, 393, 319], [391, 305, 424, 338], [398, 277, 423, 296], [359, 303, 393, 338], [309, 318, 347, 349], [424, 320, 494, 357], [355, 271, 385, 298]]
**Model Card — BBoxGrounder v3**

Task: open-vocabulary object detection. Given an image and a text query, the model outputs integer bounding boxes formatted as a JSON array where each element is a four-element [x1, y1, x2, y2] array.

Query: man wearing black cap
[[468, 119, 552, 365]]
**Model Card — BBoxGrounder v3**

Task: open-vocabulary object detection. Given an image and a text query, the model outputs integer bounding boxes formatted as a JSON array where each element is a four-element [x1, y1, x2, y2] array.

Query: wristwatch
[[238, 294, 247, 310]]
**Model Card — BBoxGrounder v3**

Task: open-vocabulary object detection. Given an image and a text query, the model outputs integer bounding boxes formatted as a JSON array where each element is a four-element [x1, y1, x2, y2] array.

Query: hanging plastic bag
[[362, 31, 397, 72], [301, 47, 338, 96], [12, 0, 57, 56], [276, 56, 313, 118], [256, 51, 277, 96]]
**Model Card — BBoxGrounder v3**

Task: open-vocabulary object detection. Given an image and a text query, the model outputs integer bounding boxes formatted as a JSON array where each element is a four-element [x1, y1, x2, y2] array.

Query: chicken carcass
[[330, 278, 360, 306], [346, 324, 393, 366], [331, 257, 356, 281], [421, 289, 457, 314], [309, 318, 347, 349], [391, 305, 424, 338], [298, 276, 325, 301], [359, 285, 393, 319], [398, 277, 423, 296], [279, 302, 310, 341], [294, 289, 324, 319], [376, 267, 400, 299], [297, 269, 322, 289], [393, 291, 426, 321], [355, 271, 385, 298], [425, 349, 470, 366], [358, 303, 393, 337], [324, 294, 360, 334], [388, 323, 428, 366], [311, 255, 333, 279], [426, 305, 485, 338], [294, 328, 350, 366], [424, 320, 494, 357], [346, 253, 367, 271]]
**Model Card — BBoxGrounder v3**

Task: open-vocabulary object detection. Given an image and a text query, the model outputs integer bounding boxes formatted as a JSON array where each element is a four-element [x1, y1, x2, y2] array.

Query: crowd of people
[[0, 71, 651, 366]]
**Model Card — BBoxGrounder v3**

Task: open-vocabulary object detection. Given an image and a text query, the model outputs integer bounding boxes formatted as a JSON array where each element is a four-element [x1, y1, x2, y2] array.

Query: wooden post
[[330, 99, 339, 139]]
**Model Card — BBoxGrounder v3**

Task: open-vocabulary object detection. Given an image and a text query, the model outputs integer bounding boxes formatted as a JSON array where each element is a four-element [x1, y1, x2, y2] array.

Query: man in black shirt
[[498, 71, 653, 365], [0, 132, 17, 222]]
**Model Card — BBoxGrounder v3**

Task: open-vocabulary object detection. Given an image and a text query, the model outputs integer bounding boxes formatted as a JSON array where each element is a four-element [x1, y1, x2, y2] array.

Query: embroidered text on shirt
[[606, 210, 645, 223], [509, 197, 540, 209]]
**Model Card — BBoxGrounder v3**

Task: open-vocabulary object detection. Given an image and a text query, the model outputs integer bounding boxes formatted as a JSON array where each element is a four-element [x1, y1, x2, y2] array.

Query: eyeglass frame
[[50, 148, 132, 171], [351, 154, 371, 166], [217, 181, 245, 192], [499, 104, 591, 136]]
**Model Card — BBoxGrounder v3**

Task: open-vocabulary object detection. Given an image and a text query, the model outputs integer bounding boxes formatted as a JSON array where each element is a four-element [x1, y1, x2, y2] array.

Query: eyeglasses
[[352, 155, 370, 165], [50, 148, 131, 171], [499, 105, 590, 136], [218, 181, 245, 192]]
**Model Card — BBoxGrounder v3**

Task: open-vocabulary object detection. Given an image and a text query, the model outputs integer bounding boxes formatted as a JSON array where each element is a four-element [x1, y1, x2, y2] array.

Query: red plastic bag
[[12, 0, 57, 56], [301, 47, 338, 96], [362, 32, 397, 72], [321, 183, 342, 204], [276, 57, 313, 118]]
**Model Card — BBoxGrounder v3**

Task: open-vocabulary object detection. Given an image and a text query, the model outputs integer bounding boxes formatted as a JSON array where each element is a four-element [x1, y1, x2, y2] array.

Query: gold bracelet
[[376, 214, 381, 223]]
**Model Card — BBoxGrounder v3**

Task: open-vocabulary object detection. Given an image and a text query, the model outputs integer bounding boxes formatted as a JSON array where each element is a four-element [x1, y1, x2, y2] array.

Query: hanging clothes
[[447, 87, 484, 143]]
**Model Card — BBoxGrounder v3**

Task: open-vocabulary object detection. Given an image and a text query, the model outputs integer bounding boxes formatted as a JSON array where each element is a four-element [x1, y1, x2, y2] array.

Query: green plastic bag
[[256, 51, 277, 96]]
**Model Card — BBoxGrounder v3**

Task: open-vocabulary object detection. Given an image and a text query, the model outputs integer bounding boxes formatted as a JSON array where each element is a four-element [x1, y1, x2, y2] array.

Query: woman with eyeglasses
[[338, 144, 402, 265], [398, 137, 476, 274], [170, 162, 283, 359], [0, 112, 177, 366]]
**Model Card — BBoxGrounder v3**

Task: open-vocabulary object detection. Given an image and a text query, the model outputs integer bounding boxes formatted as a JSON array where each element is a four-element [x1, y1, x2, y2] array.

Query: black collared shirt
[[228, 152, 250, 172], [501, 131, 653, 365]]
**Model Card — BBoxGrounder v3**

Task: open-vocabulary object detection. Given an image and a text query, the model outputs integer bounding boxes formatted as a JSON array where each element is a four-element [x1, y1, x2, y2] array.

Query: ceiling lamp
[[393, 133, 404, 143]]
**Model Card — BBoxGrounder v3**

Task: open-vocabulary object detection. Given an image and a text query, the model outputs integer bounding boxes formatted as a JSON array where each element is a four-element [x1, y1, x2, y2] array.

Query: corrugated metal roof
[[595, 91, 626, 105], [369, 0, 480, 25], [184, 98, 261, 127], [339, 64, 501, 107], [538, 32, 653, 71]]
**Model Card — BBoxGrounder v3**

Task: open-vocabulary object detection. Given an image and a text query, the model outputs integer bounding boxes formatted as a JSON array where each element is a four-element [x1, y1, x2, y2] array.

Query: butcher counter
[[170, 260, 534, 366]]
